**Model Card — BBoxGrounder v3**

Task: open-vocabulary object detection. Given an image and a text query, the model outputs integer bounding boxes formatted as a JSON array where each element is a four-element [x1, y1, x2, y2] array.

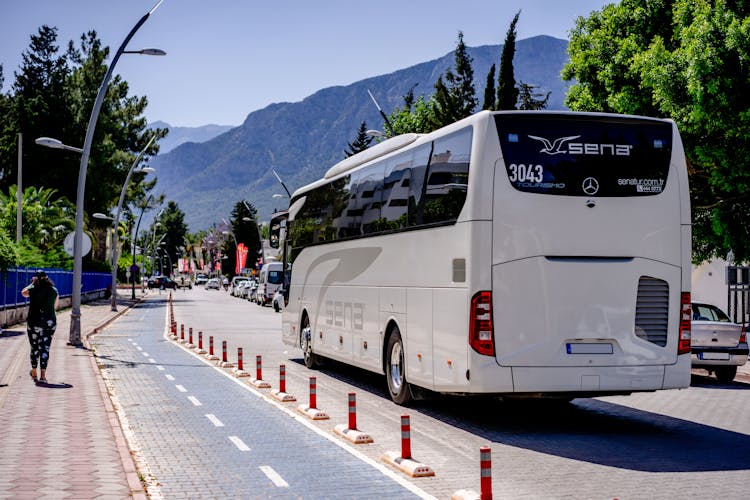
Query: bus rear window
[[495, 114, 673, 197]]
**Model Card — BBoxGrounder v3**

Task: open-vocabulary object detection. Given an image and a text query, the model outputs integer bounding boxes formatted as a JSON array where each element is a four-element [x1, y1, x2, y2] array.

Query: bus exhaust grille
[[635, 276, 669, 347]]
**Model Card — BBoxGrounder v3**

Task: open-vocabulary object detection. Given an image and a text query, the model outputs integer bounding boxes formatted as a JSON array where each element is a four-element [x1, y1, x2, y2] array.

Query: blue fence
[[1, 267, 110, 309]]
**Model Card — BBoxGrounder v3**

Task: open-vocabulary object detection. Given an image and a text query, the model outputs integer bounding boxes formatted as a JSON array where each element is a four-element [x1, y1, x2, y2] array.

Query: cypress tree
[[344, 121, 373, 158], [482, 64, 496, 110], [517, 82, 550, 110], [432, 31, 477, 128], [497, 11, 520, 110]]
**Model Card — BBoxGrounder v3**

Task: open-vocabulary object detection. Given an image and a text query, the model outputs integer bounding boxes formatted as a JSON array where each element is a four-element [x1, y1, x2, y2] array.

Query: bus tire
[[301, 313, 322, 369], [385, 327, 413, 405]]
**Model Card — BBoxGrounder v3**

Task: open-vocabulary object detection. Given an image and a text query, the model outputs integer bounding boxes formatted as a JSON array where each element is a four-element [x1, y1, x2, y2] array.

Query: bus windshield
[[495, 114, 673, 197]]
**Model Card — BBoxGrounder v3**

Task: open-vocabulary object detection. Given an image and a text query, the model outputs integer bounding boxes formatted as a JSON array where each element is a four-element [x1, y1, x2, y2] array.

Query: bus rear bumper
[[465, 355, 691, 394]]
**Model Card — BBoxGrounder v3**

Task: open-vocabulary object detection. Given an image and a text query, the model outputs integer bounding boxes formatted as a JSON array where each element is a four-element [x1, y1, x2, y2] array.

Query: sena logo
[[529, 135, 632, 156]]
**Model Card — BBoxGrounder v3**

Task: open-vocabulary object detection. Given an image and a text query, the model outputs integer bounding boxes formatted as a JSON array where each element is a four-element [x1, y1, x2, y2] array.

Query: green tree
[[344, 121, 373, 158], [433, 31, 477, 127], [0, 26, 75, 195], [150, 201, 188, 275], [563, 0, 750, 263], [497, 11, 521, 110], [482, 64, 496, 110], [224, 200, 262, 275], [0, 27, 163, 232], [517, 82, 550, 110], [66, 31, 165, 217]]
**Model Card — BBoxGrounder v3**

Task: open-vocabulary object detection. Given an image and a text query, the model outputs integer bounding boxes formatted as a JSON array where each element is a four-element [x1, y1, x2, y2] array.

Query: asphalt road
[[92, 287, 750, 499]]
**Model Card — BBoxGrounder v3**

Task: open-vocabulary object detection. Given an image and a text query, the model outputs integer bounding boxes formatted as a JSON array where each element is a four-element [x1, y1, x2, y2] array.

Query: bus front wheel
[[386, 327, 413, 405]]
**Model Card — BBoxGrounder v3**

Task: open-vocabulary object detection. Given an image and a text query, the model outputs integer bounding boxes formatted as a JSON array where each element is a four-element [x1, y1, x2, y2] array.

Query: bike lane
[[91, 297, 429, 499]]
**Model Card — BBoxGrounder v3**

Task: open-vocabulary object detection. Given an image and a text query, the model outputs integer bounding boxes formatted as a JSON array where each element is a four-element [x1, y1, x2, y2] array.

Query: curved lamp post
[[64, 0, 164, 345], [131, 195, 156, 299], [106, 136, 156, 311]]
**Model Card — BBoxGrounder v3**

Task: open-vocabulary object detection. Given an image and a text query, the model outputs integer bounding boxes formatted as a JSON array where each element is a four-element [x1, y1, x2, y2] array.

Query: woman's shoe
[[39, 370, 47, 383], [29, 369, 38, 381]]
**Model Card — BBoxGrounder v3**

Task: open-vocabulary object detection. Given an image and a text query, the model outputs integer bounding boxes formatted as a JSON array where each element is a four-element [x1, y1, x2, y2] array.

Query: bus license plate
[[566, 343, 613, 355], [699, 352, 730, 361]]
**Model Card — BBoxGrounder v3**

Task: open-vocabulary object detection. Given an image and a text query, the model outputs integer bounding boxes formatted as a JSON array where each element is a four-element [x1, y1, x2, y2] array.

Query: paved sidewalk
[[0, 291, 149, 499]]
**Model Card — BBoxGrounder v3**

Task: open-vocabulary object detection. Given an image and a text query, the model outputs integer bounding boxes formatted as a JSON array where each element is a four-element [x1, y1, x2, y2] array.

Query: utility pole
[[17, 133, 22, 243]]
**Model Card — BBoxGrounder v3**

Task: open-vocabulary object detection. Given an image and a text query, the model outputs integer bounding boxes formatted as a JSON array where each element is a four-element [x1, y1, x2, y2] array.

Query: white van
[[256, 262, 284, 306]]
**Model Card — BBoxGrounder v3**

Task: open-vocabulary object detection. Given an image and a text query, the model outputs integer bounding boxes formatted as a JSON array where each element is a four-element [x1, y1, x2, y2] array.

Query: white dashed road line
[[165, 374, 175, 381], [205, 414, 224, 427], [148, 358, 156, 363], [188, 396, 202, 406], [175, 384, 187, 393], [156, 365, 165, 371], [259, 466, 289, 488], [229, 436, 250, 451]]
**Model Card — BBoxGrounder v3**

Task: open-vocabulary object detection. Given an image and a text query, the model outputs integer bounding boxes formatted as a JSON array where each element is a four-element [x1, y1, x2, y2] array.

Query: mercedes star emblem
[[582, 177, 599, 195]]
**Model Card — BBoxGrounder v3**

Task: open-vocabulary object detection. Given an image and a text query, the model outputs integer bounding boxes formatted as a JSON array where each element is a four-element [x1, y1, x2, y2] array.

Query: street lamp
[[34, 137, 84, 153], [42, 1, 165, 345], [106, 136, 156, 311], [131, 196, 156, 299]]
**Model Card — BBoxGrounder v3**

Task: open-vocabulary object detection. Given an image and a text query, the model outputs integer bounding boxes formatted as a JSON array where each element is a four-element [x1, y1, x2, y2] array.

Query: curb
[[85, 296, 148, 499]]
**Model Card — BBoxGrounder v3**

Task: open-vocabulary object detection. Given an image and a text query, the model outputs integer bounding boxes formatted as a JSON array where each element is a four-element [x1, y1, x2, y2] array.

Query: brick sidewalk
[[0, 292, 149, 499]]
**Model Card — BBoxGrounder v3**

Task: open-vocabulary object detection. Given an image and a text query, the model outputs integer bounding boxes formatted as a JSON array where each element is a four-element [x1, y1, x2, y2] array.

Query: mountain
[[151, 36, 569, 230], [147, 121, 233, 154]]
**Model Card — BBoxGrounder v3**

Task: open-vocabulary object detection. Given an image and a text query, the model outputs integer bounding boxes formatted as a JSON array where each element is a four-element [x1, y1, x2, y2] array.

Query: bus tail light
[[470, 291, 495, 356], [678, 292, 691, 355]]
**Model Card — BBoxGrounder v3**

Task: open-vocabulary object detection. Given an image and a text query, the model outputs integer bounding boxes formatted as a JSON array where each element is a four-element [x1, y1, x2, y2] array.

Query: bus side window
[[423, 128, 472, 224]]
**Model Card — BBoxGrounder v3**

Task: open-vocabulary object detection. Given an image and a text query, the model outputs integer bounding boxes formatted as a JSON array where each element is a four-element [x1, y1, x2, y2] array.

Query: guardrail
[[1, 267, 110, 327]]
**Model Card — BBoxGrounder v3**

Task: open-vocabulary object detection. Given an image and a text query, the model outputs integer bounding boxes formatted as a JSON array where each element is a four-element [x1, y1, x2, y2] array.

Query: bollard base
[[178, 339, 188, 344], [451, 489, 480, 500], [232, 368, 251, 377], [272, 391, 297, 402], [296, 405, 330, 420], [219, 361, 235, 368], [169, 334, 178, 341], [206, 354, 219, 361], [185, 343, 195, 349], [380, 451, 435, 477], [251, 378, 271, 388], [196, 349, 207, 355], [333, 424, 373, 444]]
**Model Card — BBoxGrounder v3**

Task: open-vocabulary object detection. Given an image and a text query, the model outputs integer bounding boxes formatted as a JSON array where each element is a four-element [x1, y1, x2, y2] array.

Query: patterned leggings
[[27, 325, 55, 370]]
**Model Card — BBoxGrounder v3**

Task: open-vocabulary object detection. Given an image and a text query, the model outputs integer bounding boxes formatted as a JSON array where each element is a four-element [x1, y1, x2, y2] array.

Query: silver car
[[691, 302, 749, 383]]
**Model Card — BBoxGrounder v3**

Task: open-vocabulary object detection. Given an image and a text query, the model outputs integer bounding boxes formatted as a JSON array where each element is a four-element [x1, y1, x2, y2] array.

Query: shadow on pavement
[[35, 381, 73, 389], [0, 330, 26, 338], [302, 357, 750, 473]]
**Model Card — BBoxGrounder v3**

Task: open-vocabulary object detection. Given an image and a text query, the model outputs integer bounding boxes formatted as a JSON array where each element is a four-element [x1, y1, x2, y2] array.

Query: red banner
[[236, 243, 249, 274]]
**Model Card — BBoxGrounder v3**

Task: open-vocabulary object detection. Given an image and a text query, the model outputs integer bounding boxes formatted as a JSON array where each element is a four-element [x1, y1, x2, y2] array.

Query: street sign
[[63, 231, 92, 257]]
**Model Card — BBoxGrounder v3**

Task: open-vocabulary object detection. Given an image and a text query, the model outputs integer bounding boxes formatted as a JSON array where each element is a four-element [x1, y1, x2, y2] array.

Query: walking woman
[[22, 270, 59, 383]]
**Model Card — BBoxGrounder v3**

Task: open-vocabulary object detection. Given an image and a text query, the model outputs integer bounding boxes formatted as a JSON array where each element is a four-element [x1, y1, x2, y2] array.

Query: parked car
[[256, 261, 284, 306], [147, 276, 177, 290], [691, 302, 749, 383], [205, 278, 221, 290], [195, 274, 208, 285], [230, 277, 248, 296], [237, 280, 252, 299], [175, 275, 192, 289]]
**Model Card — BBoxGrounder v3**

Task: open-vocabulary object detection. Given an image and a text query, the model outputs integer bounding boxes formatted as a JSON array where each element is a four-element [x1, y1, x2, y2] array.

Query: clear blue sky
[[2, 0, 612, 127]]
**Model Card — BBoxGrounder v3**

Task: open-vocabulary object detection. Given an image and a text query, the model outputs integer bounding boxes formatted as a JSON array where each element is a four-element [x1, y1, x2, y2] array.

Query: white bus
[[280, 110, 692, 404]]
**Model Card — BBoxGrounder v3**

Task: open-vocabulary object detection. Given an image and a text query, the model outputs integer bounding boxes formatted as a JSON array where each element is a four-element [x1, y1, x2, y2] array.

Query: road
[[91, 287, 750, 499]]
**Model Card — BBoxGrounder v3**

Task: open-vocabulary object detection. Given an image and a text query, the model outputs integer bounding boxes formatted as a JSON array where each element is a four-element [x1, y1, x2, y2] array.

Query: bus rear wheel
[[386, 327, 413, 405], [301, 314, 322, 369]]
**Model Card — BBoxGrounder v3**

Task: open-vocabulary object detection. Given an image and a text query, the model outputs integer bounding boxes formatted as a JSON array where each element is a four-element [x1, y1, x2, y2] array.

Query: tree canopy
[[0, 25, 167, 270], [563, 0, 750, 263]]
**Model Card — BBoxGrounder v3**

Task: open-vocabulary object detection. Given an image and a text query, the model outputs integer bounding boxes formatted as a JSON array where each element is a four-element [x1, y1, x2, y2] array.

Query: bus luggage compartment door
[[492, 256, 680, 368]]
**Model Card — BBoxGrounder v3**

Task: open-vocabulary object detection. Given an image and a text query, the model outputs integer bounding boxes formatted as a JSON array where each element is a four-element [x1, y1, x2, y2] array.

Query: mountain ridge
[[151, 36, 570, 229]]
